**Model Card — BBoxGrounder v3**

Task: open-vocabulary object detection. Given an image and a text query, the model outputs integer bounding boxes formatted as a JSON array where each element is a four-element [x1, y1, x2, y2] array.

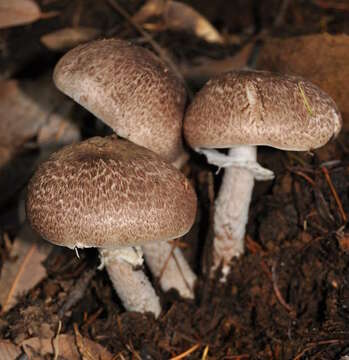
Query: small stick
[[289, 169, 317, 188], [171, 244, 193, 292], [312, 0, 349, 11], [125, 341, 142, 360], [273, 0, 292, 27], [158, 241, 177, 283], [245, 235, 264, 255], [58, 268, 96, 317], [83, 307, 103, 328], [170, 344, 201, 360], [53, 320, 62, 360], [73, 323, 95, 360], [294, 339, 344, 360], [201, 345, 209, 360], [271, 262, 295, 315], [321, 166, 347, 223], [158, 238, 192, 293], [260, 260, 272, 281]]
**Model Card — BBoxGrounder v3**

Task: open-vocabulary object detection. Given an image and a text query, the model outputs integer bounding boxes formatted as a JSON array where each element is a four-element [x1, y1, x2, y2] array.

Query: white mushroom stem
[[99, 247, 161, 317], [204, 145, 274, 281], [142, 151, 197, 299], [142, 240, 196, 299]]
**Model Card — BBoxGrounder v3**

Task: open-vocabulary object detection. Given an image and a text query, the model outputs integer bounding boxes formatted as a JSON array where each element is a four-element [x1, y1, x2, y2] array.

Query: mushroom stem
[[211, 145, 257, 281], [143, 240, 196, 298], [99, 247, 161, 317]]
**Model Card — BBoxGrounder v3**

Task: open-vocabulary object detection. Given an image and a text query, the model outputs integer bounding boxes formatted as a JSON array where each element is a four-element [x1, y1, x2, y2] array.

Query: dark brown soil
[[1, 1, 349, 359]]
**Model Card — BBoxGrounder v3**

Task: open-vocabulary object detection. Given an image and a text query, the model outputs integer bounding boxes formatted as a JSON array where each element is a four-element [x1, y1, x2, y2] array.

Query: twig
[[125, 341, 142, 360], [286, 152, 311, 168], [201, 345, 209, 360], [83, 307, 103, 328], [172, 244, 193, 292], [74, 323, 95, 360], [72, 0, 83, 27], [58, 268, 96, 317], [114, 353, 127, 360], [158, 238, 192, 293], [312, 0, 349, 11], [260, 260, 272, 281], [116, 315, 127, 346], [158, 240, 177, 283], [170, 344, 201, 360], [271, 261, 295, 316], [53, 320, 62, 360], [106, 0, 192, 99], [288, 168, 316, 188], [321, 166, 347, 223], [273, 0, 292, 27], [245, 235, 264, 255], [294, 339, 345, 360]]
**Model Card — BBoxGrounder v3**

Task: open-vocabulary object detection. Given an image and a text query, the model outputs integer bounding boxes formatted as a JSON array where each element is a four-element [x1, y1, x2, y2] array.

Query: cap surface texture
[[184, 70, 342, 151], [26, 136, 197, 249], [53, 39, 186, 162]]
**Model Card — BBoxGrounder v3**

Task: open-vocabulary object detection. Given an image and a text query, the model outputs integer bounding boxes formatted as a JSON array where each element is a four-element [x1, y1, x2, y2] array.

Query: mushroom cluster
[[52, 39, 196, 299], [26, 38, 342, 317]]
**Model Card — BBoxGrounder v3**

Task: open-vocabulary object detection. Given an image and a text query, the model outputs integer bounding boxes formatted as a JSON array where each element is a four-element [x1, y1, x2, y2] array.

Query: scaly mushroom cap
[[53, 39, 186, 162], [184, 70, 342, 151], [26, 136, 197, 249]]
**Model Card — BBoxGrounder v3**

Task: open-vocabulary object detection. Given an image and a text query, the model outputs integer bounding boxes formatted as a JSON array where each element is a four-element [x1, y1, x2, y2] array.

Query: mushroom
[[184, 70, 342, 280], [53, 38, 196, 298], [26, 136, 197, 316], [53, 38, 185, 163]]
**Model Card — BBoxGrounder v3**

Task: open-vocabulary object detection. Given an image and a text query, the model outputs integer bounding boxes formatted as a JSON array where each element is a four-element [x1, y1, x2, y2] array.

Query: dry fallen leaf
[[180, 41, 255, 86], [0, 0, 41, 28], [163, 1, 223, 43], [0, 340, 21, 360], [22, 334, 113, 360], [0, 77, 80, 151], [0, 0, 58, 29], [133, 0, 223, 43], [40, 27, 101, 51], [0, 224, 52, 313], [0, 77, 80, 207]]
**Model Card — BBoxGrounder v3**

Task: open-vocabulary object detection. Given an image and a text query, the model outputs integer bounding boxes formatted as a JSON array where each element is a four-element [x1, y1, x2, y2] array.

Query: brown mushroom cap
[[53, 39, 186, 162], [184, 70, 342, 151], [26, 136, 197, 249]]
